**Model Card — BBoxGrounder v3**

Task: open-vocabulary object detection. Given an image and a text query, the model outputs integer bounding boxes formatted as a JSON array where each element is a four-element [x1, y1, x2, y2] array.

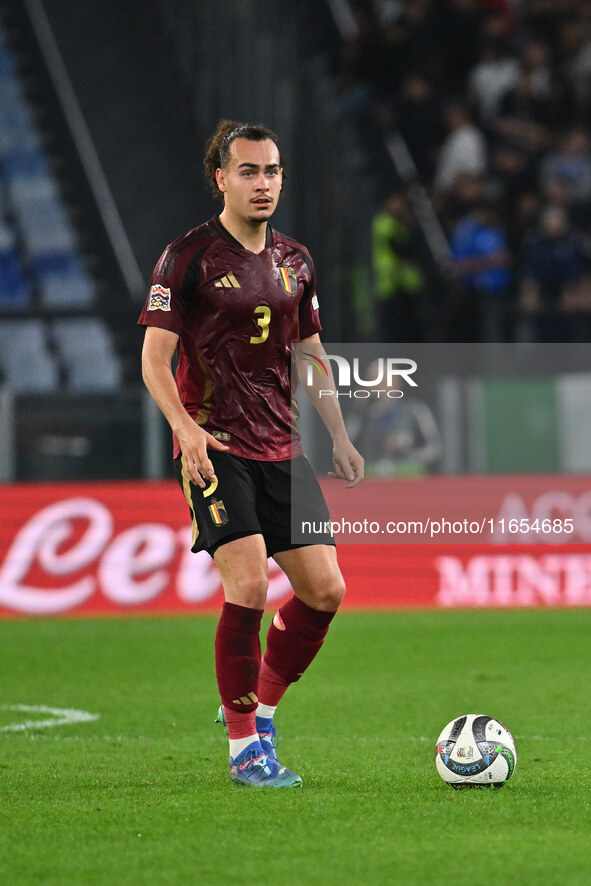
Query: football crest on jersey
[[279, 266, 297, 294], [208, 499, 228, 525], [147, 284, 171, 311]]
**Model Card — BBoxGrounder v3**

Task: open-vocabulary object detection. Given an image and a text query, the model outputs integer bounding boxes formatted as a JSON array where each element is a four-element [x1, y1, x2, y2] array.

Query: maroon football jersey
[[138, 217, 322, 460]]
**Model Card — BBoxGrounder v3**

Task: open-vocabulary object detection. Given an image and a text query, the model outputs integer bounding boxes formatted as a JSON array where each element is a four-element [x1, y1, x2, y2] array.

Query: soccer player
[[139, 120, 364, 788]]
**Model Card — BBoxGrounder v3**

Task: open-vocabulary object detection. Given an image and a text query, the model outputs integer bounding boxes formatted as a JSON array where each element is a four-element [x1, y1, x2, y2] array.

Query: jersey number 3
[[250, 305, 271, 344]]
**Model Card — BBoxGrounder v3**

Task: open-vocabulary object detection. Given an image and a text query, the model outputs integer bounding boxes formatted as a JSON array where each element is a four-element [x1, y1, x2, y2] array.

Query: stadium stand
[[1, 0, 589, 483], [0, 215, 30, 309], [0, 317, 58, 393], [51, 317, 122, 392], [321, 0, 591, 342], [0, 13, 121, 392]]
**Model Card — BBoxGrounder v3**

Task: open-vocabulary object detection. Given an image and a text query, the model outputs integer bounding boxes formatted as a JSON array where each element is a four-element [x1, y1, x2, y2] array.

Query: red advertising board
[[0, 478, 590, 617]]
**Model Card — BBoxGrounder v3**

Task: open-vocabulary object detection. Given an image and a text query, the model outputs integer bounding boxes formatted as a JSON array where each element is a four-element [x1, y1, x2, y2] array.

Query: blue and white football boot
[[215, 705, 280, 761], [256, 718, 280, 763], [215, 707, 299, 786], [228, 740, 302, 789]]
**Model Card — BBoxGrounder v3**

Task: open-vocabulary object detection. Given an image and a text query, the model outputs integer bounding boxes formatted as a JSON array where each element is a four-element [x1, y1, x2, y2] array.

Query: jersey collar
[[212, 216, 274, 250]]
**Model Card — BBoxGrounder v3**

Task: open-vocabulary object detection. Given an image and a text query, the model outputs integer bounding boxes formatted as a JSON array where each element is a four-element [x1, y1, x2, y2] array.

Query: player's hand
[[178, 424, 229, 488], [328, 438, 364, 488]]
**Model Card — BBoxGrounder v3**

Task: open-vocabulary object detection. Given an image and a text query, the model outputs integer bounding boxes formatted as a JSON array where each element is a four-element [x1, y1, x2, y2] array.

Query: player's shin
[[258, 595, 336, 714], [214, 601, 263, 757]]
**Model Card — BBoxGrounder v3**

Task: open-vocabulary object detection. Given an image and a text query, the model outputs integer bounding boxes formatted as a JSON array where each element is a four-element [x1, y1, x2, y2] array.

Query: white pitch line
[[0, 704, 99, 733]]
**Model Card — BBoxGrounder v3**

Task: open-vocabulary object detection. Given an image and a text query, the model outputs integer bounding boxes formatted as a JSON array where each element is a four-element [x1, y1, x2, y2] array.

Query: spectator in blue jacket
[[449, 200, 513, 340]]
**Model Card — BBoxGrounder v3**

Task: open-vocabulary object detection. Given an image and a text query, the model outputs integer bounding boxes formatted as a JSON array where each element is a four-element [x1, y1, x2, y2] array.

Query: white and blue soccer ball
[[435, 714, 517, 789]]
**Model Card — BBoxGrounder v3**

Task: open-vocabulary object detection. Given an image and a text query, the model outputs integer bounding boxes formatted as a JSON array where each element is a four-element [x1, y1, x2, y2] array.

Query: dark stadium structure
[[1, 0, 591, 481]]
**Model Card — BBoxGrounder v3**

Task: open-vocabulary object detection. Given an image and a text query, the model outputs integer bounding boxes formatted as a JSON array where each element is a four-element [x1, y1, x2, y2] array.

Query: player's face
[[217, 138, 283, 225]]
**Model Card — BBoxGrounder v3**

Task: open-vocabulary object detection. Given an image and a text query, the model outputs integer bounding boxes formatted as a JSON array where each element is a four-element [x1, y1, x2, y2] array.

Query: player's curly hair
[[203, 119, 282, 199]]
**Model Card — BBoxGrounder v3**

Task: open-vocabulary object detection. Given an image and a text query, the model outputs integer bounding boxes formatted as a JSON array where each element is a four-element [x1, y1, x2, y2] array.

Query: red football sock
[[261, 595, 336, 698], [222, 706, 258, 741], [214, 602, 263, 736], [257, 659, 290, 708]]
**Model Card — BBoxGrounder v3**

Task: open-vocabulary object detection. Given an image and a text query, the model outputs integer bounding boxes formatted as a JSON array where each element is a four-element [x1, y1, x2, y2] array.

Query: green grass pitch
[[1, 610, 590, 886]]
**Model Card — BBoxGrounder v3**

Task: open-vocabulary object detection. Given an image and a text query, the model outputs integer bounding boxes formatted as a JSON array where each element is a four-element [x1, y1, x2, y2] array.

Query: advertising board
[[0, 479, 589, 616]]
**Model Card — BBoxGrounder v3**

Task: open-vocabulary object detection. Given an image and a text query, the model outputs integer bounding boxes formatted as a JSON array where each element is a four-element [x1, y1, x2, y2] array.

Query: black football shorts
[[174, 451, 335, 558]]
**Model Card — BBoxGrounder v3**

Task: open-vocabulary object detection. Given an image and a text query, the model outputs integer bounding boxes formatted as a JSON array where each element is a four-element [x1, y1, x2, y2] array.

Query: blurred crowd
[[331, 0, 591, 341]]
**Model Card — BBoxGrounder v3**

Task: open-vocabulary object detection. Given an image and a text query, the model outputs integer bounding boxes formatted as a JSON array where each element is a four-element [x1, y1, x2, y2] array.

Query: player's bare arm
[[298, 334, 364, 488], [141, 326, 228, 487]]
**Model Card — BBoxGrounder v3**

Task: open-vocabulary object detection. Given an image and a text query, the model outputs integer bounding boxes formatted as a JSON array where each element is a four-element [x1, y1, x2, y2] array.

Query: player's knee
[[314, 572, 346, 612], [225, 572, 269, 609]]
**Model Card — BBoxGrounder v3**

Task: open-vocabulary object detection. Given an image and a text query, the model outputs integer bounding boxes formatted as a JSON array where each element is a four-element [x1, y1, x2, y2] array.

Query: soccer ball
[[435, 714, 516, 789]]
